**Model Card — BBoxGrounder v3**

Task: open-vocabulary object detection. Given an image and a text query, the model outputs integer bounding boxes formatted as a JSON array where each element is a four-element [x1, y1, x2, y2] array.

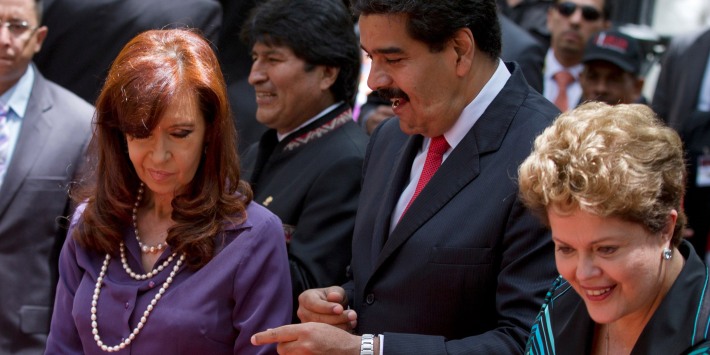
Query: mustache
[[377, 88, 409, 102]]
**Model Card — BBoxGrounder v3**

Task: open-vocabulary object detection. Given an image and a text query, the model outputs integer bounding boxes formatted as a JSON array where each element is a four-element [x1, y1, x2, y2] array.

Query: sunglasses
[[556, 2, 602, 21]]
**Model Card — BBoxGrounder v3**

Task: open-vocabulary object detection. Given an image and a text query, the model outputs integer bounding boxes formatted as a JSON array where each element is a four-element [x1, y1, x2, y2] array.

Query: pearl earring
[[662, 248, 672, 260]]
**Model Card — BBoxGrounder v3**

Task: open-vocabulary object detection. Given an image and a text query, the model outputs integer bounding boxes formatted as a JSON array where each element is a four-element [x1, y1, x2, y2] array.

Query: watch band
[[360, 334, 375, 355]]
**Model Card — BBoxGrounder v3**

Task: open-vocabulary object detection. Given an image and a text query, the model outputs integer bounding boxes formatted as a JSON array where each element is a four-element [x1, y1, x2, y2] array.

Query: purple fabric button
[[149, 281, 155, 288]]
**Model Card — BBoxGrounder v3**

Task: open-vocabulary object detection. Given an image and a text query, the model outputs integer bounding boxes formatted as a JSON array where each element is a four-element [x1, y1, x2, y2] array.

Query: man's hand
[[297, 286, 357, 330], [251, 323, 367, 355]]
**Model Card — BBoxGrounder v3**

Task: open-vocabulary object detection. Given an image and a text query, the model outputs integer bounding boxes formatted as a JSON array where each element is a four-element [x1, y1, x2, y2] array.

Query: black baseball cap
[[582, 30, 643, 75]]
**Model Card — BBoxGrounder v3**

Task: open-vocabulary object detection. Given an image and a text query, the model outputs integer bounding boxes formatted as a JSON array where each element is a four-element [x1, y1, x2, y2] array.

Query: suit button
[[366, 293, 375, 304]]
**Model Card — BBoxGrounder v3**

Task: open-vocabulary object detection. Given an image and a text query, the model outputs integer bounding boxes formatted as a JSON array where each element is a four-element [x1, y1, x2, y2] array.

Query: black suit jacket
[[217, 0, 259, 84], [34, 0, 222, 103], [652, 28, 710, 256], [500, 14, 545, 93], [346, 62, 558, 354], [241, 103, 368, 322], [653, 28, 710, 132], [0, 67, 93, 354]]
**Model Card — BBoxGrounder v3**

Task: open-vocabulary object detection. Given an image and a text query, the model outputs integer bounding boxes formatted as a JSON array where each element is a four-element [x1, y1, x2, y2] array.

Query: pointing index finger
[[251, 325, 298, 346]]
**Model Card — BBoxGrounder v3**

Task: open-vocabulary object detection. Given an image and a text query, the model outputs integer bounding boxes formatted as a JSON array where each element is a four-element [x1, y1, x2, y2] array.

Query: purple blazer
[[46, 201, 292, 354]]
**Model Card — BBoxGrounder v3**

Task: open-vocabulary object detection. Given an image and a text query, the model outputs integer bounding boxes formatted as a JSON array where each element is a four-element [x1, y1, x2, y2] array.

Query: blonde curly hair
[[518, 102, 686, 246]]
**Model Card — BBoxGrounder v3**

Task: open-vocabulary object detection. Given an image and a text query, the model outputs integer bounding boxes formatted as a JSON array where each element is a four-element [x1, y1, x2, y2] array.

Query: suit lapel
[[0, 74, 53, 215], [371, 62, 531, 274], [374, 130, 482, 271], [369, 134, 421, 266]]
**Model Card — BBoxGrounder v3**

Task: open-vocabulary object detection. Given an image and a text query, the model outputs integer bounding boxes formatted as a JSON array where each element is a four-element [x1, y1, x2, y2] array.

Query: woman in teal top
[[519, 102, 710, 354]]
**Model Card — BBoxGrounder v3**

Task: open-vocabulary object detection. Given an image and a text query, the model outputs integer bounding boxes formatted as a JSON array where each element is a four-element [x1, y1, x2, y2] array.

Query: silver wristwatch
[[360, 334, 375, 355]]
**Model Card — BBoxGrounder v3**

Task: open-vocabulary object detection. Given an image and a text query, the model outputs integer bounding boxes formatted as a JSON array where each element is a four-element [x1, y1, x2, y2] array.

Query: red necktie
[[554, 71, 574, 112], [401, 135, 449, 217]]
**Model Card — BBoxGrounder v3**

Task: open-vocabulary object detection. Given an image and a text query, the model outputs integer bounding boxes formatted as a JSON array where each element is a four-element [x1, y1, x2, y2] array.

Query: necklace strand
[[91, 252, 185, 352], [91, 182, 185, 352], [120, 242, 176, 280], [133, 182, 167, 254]]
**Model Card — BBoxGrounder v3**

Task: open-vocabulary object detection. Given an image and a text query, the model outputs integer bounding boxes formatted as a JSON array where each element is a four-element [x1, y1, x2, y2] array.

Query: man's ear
[[451, 27, 474, 77], [33, 26, 48, 53], [319, 66, 340, 91]]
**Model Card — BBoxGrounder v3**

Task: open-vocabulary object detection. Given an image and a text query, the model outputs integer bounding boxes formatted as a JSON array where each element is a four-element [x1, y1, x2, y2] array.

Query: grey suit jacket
[[346, 62, 558, 354], [0, 67, 93, 354]]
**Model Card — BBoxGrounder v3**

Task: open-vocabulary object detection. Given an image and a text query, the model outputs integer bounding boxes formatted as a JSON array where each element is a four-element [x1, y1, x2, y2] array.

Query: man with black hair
[[240, 0, 368, 323], [251, 0, 557, 353]]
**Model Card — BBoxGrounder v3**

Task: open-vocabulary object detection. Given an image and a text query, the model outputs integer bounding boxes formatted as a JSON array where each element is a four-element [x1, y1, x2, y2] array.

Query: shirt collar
[[544, 48, 583, 80], [277, 101, 343, 141], [441, 58, 510, 150], [0, 64, 34, 120]]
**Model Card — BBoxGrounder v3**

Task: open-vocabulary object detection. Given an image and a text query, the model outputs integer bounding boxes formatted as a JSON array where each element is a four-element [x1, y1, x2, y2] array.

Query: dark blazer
[[217, 0, 259, 84], [500, 13, 545, 93], [347, 62, 558, 354], [241, 103, 368, 322], [526, 241, 710, 355], [0, 67, 93, 354], [652, 28, 710, 258], [652, 28, 710, 132], [34, 0, 222, 103], [228, 77, 264, 154]]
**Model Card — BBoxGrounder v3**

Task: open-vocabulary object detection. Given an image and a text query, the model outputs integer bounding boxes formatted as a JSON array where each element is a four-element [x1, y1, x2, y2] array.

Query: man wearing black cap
[[579, 30, 646, 105]]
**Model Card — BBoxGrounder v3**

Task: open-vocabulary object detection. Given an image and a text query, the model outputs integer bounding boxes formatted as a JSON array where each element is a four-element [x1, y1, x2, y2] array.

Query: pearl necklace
[[133, 183, 167, 254], [120, 242, 176, 280], [91, 251, 185, 352]]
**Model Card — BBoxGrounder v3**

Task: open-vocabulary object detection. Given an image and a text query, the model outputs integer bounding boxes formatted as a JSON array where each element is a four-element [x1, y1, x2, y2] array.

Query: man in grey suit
[[251, 0, 558, 353], [0, 0, 93, 353], [653, 27, 710, 261]]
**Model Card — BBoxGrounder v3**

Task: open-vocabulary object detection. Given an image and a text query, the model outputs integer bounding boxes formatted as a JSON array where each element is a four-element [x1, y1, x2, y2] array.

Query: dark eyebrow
[[360, 45, 404, 55], [251, 48, 283, 57]]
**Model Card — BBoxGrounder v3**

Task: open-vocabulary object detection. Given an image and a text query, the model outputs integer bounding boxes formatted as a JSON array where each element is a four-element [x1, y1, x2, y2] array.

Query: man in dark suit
[[33, 0, 222, 103], [653, 27, 710, 261], [239, 0, 368, 323], [251, 0, 558, 353], [0, 0, 93, 353], [358, 12, 545, 135]]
